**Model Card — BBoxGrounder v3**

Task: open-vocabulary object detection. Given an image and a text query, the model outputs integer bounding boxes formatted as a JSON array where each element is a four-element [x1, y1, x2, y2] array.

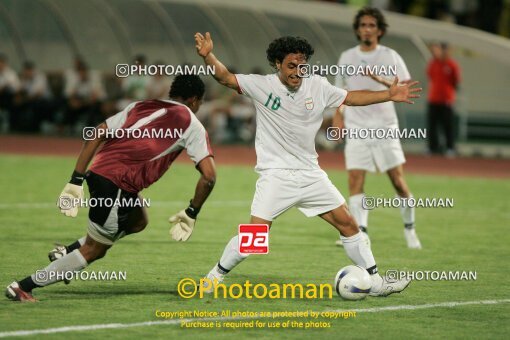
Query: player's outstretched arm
[[58, 122, 107, 217], [368, 73, 394, 88], [191, 156, 217, 209], [195, 32, 238, 90], [168, 157, 216, 242], [369, 73, 415, 89], [344, 77, 421, 106]]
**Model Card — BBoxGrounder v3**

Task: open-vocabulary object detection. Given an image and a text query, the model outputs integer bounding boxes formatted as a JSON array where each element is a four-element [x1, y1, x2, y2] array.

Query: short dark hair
[[169, 75, 205, 100], [353, 7, 388, 41], [266, 36, 314, 69]]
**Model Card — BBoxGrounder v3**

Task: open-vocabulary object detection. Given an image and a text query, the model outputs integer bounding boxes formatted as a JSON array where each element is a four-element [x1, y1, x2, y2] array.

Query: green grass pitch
[[0, 154, 509, 339]]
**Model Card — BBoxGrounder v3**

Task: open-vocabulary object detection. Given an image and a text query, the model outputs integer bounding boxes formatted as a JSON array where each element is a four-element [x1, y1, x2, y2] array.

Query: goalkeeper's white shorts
[[251, 168, 345, 221]]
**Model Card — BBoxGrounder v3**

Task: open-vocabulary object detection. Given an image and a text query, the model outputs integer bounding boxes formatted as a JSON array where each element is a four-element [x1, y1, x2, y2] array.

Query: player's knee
[[93, 248, 108, 261], [126, 212, 149, 235], [80, 245, 109, 263], [80, 240, 110, 263], [130, 217, 149, 234]]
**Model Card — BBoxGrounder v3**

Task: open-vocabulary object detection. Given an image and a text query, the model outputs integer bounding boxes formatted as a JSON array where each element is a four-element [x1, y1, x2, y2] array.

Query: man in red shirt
[[427, 43, 461, 156], [6, 75, 216, 302]]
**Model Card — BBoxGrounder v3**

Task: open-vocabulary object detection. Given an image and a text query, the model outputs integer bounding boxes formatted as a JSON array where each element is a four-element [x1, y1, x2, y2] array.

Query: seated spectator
[[0, 54, 20, 129], [10, 61, 54, 132], [63, 62, 106, 132]]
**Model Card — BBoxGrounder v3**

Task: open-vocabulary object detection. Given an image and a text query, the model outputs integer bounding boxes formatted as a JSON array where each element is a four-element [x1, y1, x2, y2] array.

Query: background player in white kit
[[334, 7, 422, 249], [194, 31, 421, 296]]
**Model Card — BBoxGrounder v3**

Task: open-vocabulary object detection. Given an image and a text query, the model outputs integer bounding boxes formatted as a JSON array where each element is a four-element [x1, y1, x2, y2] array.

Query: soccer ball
[[334, 265, 372, 300]]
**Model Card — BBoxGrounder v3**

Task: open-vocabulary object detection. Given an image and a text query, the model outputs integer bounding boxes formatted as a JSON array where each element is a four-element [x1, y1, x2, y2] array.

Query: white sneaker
[[201, 271, 224, 294], [404, 228, 422, 249], [335, 231, 370, 247], [369, 274, 411, 297]]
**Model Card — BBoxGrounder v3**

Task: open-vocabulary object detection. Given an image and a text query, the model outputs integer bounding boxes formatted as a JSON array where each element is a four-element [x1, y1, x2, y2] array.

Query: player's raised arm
[[344, 77, 421, 106], [195, 32, 238, 90]]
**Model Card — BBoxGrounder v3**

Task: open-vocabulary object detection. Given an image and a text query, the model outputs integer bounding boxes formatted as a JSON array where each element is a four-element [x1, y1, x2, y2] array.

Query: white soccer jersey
[[335, 45, 410, 130], [236, 73, 347, 170]]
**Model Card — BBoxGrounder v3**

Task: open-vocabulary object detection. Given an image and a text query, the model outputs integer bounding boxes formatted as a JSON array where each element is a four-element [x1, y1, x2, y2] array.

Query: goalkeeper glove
[[168, 200, 200, 241], [57, 171, 85, 217]]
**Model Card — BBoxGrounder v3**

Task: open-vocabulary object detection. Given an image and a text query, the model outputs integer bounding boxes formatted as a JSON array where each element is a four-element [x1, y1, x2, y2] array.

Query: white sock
[[216, 235, 249, 274], [341, 232, 376, 271], [349, 193, 369, 228], [31, 249, 88, 286], [78, 236, 86, 246], [399, 194, 415, 228]]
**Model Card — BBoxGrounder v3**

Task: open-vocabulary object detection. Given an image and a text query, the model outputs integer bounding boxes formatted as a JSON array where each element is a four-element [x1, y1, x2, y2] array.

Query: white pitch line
[[0, 200, 251, 209], [334, 298, 510, 313], [0, 299, 508, 338]]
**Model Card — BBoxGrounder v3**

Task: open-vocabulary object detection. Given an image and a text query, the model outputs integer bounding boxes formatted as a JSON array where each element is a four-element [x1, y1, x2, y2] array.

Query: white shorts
[[345, 140, 405, 173], [251, 169, 345, 221]]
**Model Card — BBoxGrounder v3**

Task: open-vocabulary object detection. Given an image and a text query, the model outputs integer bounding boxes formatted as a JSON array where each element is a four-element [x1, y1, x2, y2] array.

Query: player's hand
[[195, 32, 213, 57], [169, 210, 196, 241], [389, 77, 422, 104], [58, 183, 83, 217]]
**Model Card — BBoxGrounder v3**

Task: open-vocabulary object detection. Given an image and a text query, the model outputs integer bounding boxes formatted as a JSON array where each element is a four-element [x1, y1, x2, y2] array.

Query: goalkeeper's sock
[[217, 235, 250, 273], [66, 236, 86, 253], [20, 249, 88, 291], [18, 277, 41, 293], [341, 231, 378, 274]]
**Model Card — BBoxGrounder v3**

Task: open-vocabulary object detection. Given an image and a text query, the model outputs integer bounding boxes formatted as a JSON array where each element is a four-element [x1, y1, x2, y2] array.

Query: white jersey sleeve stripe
[[105, 101, 138, 130]]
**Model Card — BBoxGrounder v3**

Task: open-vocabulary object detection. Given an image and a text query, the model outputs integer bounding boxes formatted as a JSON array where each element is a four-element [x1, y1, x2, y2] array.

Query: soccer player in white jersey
[[194, 31, 421, 296], [334, 7, 422, 249]]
